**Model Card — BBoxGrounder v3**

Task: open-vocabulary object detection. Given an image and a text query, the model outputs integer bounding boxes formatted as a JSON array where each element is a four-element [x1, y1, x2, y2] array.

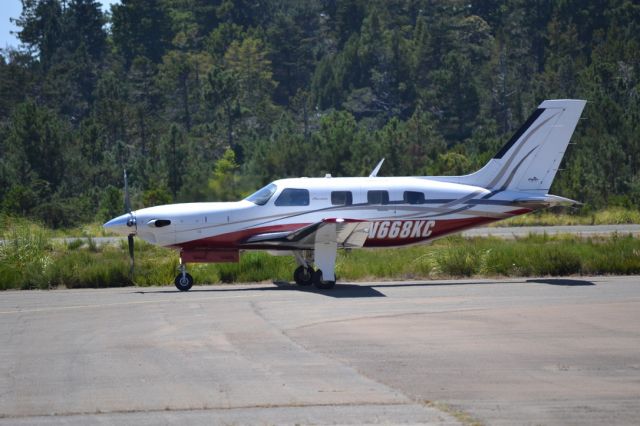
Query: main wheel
[[293, 265, 314, 286], [174, 273, 194, 291], [312, 269, 336, 290]]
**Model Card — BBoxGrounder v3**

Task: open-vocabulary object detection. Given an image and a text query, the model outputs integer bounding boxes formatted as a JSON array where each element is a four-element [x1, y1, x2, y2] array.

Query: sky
[[0, 0, 121, 51]]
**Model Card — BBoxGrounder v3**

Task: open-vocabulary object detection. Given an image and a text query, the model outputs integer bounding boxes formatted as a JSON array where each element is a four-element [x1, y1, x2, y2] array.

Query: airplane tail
[[436, 99, 586, 193]]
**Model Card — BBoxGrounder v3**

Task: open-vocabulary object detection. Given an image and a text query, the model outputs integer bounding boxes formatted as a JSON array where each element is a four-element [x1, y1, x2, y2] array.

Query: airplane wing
[[241, 219, 371, 250]]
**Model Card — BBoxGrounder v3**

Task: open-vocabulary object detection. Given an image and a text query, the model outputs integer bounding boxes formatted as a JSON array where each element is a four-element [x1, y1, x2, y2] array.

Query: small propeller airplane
[[105, 99, 586, 291]]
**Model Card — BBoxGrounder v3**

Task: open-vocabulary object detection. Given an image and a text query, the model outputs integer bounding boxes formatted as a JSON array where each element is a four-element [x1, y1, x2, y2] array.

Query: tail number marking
[[368, 220, 435, 240]]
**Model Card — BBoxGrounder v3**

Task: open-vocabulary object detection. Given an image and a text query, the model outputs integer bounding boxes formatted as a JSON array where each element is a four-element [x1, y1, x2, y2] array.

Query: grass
[[0, 215, 116, 239], [493, 207, 640, 227], [2, 218, 640, 289], [337, 234, 640, 280]]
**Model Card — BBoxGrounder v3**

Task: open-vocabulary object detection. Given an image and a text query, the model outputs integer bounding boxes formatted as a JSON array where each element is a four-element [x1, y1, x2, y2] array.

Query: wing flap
[[341, 222, 370, 247]]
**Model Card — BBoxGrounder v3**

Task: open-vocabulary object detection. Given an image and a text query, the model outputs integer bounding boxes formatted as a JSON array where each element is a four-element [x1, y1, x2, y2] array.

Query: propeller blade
[[128, 234, 135, 279], [124, 169, 131, 213]]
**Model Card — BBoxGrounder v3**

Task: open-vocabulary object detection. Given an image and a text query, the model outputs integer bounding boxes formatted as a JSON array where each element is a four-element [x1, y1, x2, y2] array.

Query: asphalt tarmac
[[1, 276, 639, 425]]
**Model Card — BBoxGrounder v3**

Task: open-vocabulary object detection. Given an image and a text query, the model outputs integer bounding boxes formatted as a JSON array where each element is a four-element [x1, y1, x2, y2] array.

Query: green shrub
[[66, 239, 84, 250], [430, 244, 481, 277]]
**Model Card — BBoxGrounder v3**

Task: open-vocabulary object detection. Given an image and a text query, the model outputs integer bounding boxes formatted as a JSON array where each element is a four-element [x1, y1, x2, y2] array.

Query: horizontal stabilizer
[[513, 194, 580, 209]]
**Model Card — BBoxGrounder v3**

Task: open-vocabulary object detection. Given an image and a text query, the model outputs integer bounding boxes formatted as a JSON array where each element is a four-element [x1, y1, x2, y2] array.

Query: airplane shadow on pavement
[[526, 278, 596, 286], [274, 282, 387, 298], [133, 278, 595, 298], [134, 282, 387, 298]]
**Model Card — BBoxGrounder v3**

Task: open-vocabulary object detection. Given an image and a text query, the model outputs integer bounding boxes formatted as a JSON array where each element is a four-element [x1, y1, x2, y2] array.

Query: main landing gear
[[174, 259, 193, 291], [293, 265, 336, 289], [293, 250, 336, 290], [293, 265, 313, 286]]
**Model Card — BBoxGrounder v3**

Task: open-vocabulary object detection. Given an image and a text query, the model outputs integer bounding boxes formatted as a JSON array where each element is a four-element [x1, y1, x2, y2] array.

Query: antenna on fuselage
[[369, 158, 385, 177]]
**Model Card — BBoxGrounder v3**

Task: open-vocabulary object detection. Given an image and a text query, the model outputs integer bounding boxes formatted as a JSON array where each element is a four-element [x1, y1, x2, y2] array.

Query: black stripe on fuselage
[[465, 198, 516, 206], [493, 108, 545, 159]]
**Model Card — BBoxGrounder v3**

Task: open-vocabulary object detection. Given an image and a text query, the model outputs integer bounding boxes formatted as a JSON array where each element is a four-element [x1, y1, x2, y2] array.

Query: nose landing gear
[[174, 260, 193, 291]]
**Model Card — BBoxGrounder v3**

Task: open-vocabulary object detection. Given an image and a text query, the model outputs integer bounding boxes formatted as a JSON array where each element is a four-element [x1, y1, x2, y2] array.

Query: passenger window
[[367, 190, 389, 205], [331, 191, 353, 206], [274, 188, 310, 206], [403, 191, 425, 204]]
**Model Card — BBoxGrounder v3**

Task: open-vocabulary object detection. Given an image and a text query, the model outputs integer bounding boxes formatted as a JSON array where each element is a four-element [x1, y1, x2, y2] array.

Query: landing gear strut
[[174, 259, 193, 291]]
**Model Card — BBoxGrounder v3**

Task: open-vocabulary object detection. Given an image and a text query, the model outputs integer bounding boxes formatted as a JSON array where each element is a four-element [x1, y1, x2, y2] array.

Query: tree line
[[0, 0, 638, 227]]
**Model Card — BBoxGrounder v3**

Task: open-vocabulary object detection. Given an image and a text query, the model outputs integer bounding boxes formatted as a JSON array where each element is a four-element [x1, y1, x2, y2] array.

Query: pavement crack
[[288, 307, 490, 333]]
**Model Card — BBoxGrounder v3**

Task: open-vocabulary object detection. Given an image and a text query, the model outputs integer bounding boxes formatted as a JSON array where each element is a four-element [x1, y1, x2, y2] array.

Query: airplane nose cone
[[103, 213, 137, 236]]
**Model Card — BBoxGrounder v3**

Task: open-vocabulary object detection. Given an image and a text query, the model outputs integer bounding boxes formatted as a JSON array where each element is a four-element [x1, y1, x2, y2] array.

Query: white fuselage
[[106, 176, 533, 251]]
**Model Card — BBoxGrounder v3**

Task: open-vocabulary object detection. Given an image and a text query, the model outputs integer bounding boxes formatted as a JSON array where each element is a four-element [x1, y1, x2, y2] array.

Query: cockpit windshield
[[245, 183, 277, 205]]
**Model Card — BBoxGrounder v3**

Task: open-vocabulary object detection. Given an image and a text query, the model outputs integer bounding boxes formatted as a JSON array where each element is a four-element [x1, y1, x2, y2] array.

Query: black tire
[[174, 273, 194, 291], [312, 269, 336, 290], [293, 265, 314, 286]]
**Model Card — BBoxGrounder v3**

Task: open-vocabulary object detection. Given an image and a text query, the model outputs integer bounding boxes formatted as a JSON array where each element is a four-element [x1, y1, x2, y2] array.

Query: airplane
[[104, 99, 586, 291]]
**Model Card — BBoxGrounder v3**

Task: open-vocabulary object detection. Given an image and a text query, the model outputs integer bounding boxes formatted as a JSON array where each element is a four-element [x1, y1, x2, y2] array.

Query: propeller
[[124, 169, 131, 213], [128, 234, 135, 278], [123, 170, 136, 280]]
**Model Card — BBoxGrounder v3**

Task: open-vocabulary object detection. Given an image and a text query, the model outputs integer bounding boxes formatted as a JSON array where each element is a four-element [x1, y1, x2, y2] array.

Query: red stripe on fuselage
[[507, 208, 534, 216], [171, 223, 309, 250], [170, 209, 533, 251]]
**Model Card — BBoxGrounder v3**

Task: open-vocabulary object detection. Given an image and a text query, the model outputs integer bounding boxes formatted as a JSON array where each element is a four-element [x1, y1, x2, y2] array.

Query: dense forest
[[0, 0, 638, 228]]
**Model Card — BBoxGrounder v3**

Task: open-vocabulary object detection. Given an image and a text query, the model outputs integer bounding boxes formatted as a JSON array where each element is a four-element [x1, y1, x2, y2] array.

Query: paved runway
[[1, 276, 639, 425], [462, 224, 640, 238]]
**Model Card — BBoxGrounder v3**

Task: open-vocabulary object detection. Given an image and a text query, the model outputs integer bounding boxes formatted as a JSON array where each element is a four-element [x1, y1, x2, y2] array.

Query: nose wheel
[[175, 273, 193, 291], [175, 260, 193, 291]]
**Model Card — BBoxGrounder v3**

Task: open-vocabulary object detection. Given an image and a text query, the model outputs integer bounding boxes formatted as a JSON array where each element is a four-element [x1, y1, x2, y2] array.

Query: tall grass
[[335, 234, 640, 280], [0, 221, 53, 289]]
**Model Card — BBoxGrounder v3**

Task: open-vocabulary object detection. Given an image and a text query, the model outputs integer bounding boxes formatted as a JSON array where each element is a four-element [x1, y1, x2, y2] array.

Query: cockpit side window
[[246, 183, 277, 205], [275, 188, 310, 206]]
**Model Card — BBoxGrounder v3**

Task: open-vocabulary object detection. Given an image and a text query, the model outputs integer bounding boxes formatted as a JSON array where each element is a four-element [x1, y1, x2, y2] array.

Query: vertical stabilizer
[[432, 99, 586, 193]]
